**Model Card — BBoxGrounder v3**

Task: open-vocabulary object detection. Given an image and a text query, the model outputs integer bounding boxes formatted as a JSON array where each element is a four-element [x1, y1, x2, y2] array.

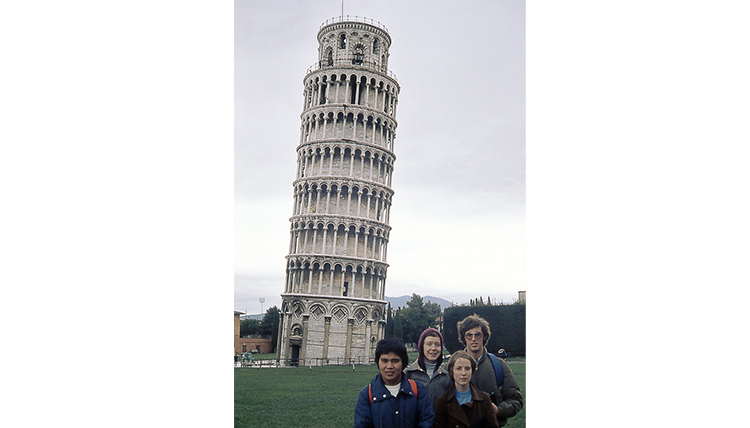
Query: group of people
[[354, 314, 524, 428]]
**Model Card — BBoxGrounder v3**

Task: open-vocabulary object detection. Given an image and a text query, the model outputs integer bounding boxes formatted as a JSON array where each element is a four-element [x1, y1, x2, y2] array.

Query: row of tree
[[385, 294, 442, 343], [240, 293, 525, 355], [460, 295, 525, 306], [385, 293, 526, 357], [239, 306, 280, 351]]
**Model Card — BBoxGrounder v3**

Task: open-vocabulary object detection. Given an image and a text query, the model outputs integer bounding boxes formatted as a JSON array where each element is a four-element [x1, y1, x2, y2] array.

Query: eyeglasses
[[464, 332, 483, 340]]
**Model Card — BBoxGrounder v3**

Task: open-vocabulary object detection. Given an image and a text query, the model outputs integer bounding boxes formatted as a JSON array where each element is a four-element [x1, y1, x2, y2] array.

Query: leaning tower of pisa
[[277, 16, 400, 366]]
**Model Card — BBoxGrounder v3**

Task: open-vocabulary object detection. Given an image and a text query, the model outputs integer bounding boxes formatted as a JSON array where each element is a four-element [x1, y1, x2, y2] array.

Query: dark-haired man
[[457, 314, 523, 427], [354, 338, 434, 428]]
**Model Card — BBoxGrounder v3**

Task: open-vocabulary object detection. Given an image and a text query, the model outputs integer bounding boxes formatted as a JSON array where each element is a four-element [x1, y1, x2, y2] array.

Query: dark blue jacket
[[354, 372, 435, 428]]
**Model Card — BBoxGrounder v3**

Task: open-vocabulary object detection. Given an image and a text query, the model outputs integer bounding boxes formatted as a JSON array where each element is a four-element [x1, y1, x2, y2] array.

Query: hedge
[[443, 305, 526, 357]]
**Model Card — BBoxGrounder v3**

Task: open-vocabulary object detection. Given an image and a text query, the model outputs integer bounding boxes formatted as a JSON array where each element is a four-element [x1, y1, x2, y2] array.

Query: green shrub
[[443, 305, 526, 356]]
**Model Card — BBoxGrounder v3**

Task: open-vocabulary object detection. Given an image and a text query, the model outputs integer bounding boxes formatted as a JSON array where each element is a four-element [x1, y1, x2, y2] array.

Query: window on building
[[353, 52, 363, 65], [352, 44, 365, 65]]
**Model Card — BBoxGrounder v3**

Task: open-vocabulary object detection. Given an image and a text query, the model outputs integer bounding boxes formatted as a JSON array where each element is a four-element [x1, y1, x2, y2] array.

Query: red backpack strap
[[368, 384, 373, 403], [408, 379, 418, 397]]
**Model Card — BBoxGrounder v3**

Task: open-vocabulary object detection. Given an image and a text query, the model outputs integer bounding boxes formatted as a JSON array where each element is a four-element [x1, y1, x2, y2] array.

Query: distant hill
[[386, 295, 454, 311]]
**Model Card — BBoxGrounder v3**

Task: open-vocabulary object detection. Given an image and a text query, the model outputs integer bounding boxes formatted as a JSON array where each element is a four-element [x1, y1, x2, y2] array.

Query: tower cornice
[[317, 17, 391, 47], [282, 292, 387, 306], [285, 254, 389, 270], [296, 138, 396, 160], [292, 176, 394, 195], [301, 102, 399, 126], [290, 213, 392, 233], [304, 62, 399, 87]]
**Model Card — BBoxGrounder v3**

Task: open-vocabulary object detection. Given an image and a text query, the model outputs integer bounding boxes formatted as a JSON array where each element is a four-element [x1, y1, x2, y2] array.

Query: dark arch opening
[[339, 33, 347, 49]]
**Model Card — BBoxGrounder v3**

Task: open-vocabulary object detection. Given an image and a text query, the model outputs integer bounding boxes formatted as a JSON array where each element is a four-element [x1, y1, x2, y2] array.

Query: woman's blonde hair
[[446, 350, 477, 381]]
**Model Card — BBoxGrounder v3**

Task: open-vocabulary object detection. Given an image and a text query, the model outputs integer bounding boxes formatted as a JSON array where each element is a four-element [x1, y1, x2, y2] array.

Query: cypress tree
[[393, 309, 404, 340], [385, 303, 394, 338]]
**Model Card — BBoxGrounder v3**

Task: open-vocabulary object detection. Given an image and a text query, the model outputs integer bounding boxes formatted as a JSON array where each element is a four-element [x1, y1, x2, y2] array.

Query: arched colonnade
[[300, 108, 396, 152], [292, 180, 393, 223], [303, 72, 398, 116], [297, 143, 394, 188], [288, 218, 390, 261], [284, 257, 388, 301]]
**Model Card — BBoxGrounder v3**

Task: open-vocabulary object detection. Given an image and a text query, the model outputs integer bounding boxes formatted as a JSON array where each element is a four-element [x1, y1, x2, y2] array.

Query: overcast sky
[[5, 2, 749, 425], [235, 0, 526, 314]]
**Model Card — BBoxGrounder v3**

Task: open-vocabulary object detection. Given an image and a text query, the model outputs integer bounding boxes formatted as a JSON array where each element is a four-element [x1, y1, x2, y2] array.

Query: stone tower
[[277, 16, 400, 366]]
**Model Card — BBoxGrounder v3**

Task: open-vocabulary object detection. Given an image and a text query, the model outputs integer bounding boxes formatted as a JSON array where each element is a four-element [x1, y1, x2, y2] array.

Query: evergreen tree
[[401, 293, 442, 343], [393, 309, 404, 340], [424, 301, 443, 331], [260, 306, 280, 351], [385, 303, 394, 338], [406, 293, 424, 309], [240, 319, 260, 337]]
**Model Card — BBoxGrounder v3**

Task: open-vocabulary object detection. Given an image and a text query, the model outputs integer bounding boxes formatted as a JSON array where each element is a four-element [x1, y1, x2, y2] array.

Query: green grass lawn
[[235, 361, 525, 428], [502, 362, 525, 428], [249, 353, 276, 360]]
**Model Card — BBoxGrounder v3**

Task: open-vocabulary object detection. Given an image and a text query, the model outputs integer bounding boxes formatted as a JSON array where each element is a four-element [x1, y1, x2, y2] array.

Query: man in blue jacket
[[354, 338, 435, 428]]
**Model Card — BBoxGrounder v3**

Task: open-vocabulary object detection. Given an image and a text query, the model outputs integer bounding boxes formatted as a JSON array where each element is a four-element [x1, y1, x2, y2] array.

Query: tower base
[[276, 294, 386, 366]]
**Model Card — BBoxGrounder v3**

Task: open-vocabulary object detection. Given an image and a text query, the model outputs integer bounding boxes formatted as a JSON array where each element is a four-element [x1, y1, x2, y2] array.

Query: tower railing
[[320, 15, 389, 34], [306, 58, 398, 82]]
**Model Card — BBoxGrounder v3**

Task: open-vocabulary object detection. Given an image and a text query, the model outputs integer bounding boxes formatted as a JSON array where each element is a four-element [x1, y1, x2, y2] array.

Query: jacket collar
[[405, 359, 422, 371], [406, 359, 447, 375], [471, 347, 488, 364], [468, 383, 486, 402], [370, 372, 416, 398], [445, 382, 487, 405]]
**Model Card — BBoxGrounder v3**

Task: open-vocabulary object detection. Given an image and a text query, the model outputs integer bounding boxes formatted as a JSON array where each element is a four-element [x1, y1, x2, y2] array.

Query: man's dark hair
[[457, 314, 491, 346], [375, 338, 408, 367]]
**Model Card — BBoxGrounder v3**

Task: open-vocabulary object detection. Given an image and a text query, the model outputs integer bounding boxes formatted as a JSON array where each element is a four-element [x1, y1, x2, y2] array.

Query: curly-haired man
[[457, 314, 523, 427]]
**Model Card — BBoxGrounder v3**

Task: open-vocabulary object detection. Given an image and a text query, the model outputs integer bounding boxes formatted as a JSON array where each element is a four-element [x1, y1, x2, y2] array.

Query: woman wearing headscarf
[[404, 328, 452, 407]]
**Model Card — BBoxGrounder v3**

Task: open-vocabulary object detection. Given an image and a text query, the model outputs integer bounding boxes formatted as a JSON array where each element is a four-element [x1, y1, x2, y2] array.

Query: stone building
[[234, 310, 242, 358], [277, 16, 400, 366], [235, 310, 274, 356]]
